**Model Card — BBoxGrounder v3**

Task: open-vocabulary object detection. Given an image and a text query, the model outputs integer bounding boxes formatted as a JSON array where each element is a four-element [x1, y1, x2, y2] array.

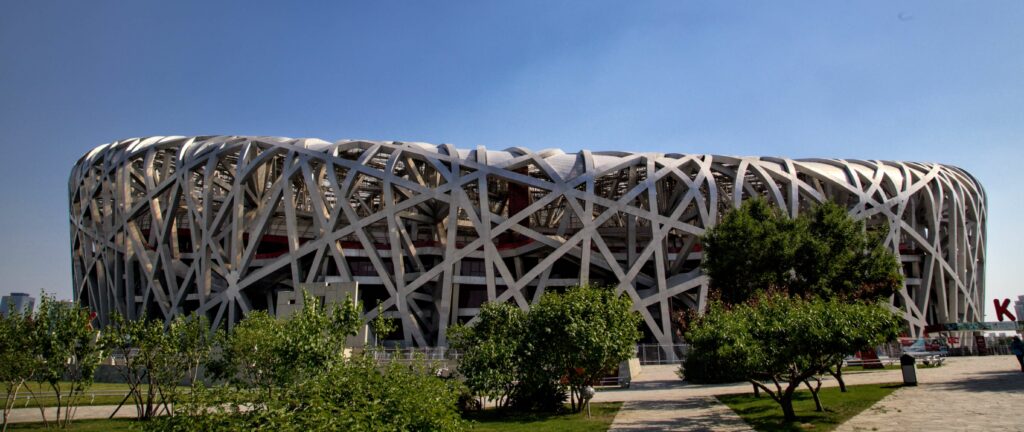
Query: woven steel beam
[[69, 136, 987, 347]]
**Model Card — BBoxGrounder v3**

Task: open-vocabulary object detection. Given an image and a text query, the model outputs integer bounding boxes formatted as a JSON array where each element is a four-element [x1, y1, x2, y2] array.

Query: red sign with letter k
[[993, 298, 1016, 322]]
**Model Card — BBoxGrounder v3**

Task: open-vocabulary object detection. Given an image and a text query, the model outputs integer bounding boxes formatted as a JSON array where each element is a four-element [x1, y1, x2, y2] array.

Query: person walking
[[1011, 336, 1024, 372]]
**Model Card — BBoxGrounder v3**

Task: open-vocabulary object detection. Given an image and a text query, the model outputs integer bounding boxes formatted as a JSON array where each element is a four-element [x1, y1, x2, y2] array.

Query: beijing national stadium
[[69, 136, 986, 349]]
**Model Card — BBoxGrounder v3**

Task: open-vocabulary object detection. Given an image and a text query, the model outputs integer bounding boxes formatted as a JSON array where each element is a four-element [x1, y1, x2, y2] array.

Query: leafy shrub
[[679, 351, 747, 384], [148, 354, 465, 432], [452, 285, 641, 413], [448, 302, 525, 408], [147, 290, 464, 431]]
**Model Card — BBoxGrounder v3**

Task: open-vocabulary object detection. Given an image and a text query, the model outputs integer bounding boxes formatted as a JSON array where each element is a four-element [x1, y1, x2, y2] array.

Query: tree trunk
[[779, 396, 796, 421], [27, 385, 48, 428], [54, 389, 62, 427], [830, 359, 847, 392], [779, 378, 804, 422], [804, 379, 823, 412], [752, 382, 760, 397], [3, 381, 24, 432]]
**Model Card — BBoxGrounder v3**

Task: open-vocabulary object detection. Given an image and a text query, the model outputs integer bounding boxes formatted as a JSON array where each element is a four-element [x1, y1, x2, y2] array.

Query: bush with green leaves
[[451, 285, 641, 413], [684, 292, 901, 421], [281, 354, 465, 432], [448, 302, 525, 408], [152, 353, 465, 432], [525, 285, 642, 412], [147, 289, 465, 431], [208, 291, 361, 396]]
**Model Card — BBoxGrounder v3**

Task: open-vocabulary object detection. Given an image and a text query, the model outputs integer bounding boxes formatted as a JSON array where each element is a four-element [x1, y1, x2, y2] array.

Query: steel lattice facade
[[69, 136, 986, 347]]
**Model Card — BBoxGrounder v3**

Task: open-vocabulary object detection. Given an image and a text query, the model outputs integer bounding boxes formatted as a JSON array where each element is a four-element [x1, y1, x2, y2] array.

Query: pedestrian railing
[[635, 344, 689, 365], [369, 346, 461, 363]]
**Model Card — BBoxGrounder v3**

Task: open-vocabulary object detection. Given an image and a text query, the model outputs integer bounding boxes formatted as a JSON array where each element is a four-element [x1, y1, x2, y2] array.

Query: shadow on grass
[[464, 402, 620, 432], [717, 383, 899, 432]]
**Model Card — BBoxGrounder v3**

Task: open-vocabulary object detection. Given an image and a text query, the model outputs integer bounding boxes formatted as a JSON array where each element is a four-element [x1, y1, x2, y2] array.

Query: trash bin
[[900, 354, 917, 386]]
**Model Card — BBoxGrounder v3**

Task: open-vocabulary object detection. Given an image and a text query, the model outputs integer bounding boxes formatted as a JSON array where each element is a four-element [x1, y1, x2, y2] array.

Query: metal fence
[[370, 346, 461, 363], [365, 336, 1020, 369], [367, 344, 692, 367], [635, 344, 690, 365]]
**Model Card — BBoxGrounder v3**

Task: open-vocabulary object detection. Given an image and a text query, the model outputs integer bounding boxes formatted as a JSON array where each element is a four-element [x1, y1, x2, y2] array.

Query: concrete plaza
[[597, 355, 1023, 431]]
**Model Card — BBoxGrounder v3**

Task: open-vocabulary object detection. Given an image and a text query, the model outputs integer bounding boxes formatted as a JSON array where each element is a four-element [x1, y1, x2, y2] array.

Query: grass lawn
[[840, 364, 900, 374], [4, 419, 137, 431], [717, 383, 900, 432], [464, 402, 622, 432]]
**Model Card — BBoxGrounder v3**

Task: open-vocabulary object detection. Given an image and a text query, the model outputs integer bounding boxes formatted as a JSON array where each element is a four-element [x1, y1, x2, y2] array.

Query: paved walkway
[[836, 356, 1024, 432], [4, 404, 140, 424], [596, 355, 1024, 431], [597, 364, 753, 431]]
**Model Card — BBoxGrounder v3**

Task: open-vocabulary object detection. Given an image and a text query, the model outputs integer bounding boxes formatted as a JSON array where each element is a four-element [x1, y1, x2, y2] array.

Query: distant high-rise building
[[1, 293, 36, 317], [1014, 295, 1024, 323]]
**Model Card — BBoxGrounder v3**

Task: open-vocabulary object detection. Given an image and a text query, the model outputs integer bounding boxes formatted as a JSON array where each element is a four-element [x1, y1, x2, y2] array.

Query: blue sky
[[1, 1, 1020, 320]]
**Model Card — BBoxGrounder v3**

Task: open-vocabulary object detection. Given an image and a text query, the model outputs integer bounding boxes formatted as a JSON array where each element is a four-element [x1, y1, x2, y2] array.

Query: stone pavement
[[836, 355, 1024, 432], [597, 355, 1024, 431], [599, 364, 753, 431], [609, 398, 752, 431]]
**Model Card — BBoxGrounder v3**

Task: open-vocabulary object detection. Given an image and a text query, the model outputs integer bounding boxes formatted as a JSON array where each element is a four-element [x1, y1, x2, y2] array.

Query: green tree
[[700, 199, 902, 304], [524, 285, 642, 412], [369, 304, 397, 347], [696, 199, 903, 390], [278, 290, 361, 379], [448, 302, 526, 407], [684, 292, 901, 421], [209, 290, 361, 399], [99, 314, 167, 420], [29, 294, 102, 428], [1, 308, 37, 432], [791, 201, 903, 301], [100, 313, 214, 420], [700, 198, 798, 304], [209, 310, 283, 397], [164, 314, 214, 395]]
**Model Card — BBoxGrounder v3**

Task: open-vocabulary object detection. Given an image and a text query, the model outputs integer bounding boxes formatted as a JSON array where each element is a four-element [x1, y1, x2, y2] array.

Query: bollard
[[900, 354, 917, 386]]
